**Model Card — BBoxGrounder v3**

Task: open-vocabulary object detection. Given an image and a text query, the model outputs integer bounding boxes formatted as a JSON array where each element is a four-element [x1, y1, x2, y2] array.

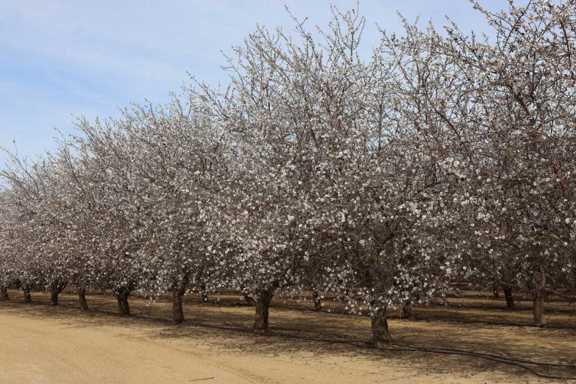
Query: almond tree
[[69, 117, 152, 315], [196, 7, 463, 342], [100, 101, 232, 324], [0, 190, 17, 301], [437, 0, 576, 326]]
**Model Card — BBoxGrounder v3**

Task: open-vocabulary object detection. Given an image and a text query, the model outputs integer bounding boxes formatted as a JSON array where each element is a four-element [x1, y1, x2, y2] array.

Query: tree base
[[79, 289, 89, 311], [370, 338, 392, 349], [503, 286, 515, 310], [0, 287, 8, 301], [50, 291, 59, 306], [115, 289, 131, 316], [253, 289, 274, 332], [371, 305, 392, 347], [400, 303, 413, 319], [172, 292, 185, 323], [23, 289, 32, 304]]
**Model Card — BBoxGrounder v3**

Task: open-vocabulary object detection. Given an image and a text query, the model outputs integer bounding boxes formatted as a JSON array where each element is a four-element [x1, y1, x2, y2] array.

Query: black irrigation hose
[[399, 344, 576, 369], [377, 344, 576, 381]]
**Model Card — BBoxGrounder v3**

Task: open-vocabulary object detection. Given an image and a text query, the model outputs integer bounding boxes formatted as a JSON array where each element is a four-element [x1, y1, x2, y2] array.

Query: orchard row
[[1, 1, 575, 346]]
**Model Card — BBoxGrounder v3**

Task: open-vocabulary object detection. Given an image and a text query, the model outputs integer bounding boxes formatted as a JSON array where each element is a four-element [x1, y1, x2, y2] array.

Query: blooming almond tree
[[437, 0, 576, 326], [0, 0, 574, 346]]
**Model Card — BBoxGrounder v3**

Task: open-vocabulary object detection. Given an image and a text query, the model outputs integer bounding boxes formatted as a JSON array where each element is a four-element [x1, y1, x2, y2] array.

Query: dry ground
[[1, 290, 576, 383]]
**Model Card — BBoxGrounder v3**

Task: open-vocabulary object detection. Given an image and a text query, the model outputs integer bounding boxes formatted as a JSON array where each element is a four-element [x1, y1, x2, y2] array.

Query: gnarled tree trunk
[[172, 289, 185, 324], [22, 286, 32, 304], [50, 289, 59, 306], [172, 273, 190, 324], [311, 290, 322, 311], [503, 285, 515, 309], [242, 292, 255, 305], [0, 286, 8, 301], [172, 284, 187, 324], [78, 287, 89, 311], [115, 287, 131, 316], [253, 289, 274, 332], [371, 305, 391, 348], [400, 302, 413, 319], [199, 283, 209, 303], [533, 270, 546, 327], [49, 281, 67, 306]]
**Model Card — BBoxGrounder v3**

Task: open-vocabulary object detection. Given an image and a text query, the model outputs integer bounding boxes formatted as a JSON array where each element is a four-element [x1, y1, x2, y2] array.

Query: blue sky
[[0, 0, 510, 159]]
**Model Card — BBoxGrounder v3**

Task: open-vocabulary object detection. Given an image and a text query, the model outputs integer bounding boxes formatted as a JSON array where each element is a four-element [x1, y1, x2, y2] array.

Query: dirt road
[[0, 300, 567, 384], [0, 310, 265, 384]]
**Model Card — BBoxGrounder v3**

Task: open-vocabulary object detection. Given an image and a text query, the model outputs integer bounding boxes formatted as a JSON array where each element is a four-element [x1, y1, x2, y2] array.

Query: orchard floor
[[1, 291, 576, 383]]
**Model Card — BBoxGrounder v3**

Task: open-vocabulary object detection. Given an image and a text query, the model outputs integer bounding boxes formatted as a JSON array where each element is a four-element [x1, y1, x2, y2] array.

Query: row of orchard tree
[[1, 1, 575, 347]]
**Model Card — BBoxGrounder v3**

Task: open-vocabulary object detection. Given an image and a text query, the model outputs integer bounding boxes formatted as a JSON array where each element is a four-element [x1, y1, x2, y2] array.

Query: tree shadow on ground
[[2, 291, 576, 381], [212, 292, 576, 329]]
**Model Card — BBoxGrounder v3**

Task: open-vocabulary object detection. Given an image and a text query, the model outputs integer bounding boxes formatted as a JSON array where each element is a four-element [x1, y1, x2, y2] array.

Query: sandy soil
[[1, 292, 575, 383]]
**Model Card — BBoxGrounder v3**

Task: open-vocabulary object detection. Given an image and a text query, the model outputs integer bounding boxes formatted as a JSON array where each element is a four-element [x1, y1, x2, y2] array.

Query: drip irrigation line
[[377, 343, 576, 381]]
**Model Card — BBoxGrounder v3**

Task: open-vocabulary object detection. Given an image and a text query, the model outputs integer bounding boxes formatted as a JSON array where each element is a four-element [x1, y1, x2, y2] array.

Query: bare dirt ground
[[1, 291, 576, 384]]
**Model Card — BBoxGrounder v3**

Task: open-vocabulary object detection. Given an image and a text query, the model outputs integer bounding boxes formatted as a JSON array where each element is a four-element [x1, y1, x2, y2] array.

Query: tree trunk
[[533, 292, 546, 327], [50, 289, 59, 306], [23, 287, 32, 304], [533, 270, 546, 327], [253, 289, 274, 332], [200, 283, 209, 303], [312, 290, 322, 311], [49, 281, 67, 306], [172, 289, 185, 324], [242, 292, 255, 305], [400, 302, 413, 319], [503, 286, 515, 309], [371, 306, 392, 348], [116, 288, 131, 316], [78, 288, 89, 311], [0, 286, 8, 301], [171, 273, 190, 324]]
